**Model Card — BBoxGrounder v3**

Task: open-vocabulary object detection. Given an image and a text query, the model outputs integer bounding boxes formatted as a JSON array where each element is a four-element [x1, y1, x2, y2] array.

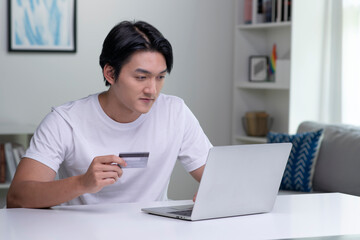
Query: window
[[342, 0, 360, 125]]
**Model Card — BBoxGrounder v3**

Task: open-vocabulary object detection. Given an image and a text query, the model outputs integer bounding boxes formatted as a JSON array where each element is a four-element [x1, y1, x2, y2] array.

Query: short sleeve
[[24, 110, 73, 172], [177, 103, 213, 172]]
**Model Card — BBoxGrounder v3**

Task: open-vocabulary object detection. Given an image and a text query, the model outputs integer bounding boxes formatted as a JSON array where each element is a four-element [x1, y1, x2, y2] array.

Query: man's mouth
[[139, 97, 155, 102]]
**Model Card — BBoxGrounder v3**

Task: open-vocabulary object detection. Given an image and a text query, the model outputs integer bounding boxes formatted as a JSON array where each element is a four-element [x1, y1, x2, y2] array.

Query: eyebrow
[[135, 68, 167, 75]]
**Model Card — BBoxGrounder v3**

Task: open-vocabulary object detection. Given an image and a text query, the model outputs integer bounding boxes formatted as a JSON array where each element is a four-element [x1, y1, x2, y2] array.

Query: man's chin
[[137, 106, 153, 114]]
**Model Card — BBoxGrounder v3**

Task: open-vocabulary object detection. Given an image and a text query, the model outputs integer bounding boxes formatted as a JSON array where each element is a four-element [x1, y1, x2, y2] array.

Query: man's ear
[[103, 64, 116, 85]]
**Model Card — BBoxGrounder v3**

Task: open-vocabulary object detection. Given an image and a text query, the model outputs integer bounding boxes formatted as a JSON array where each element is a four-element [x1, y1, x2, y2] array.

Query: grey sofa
[[295, 121, 360, 196]]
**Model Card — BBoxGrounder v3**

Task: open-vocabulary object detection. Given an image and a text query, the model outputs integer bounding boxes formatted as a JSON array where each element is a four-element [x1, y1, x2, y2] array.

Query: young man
[[7, 21, 212, 208]]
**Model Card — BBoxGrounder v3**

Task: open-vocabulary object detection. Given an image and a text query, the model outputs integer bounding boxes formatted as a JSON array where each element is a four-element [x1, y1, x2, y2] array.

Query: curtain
[[312, 0, 360, 125], [318, 0, 343, 124], [342, 0, 360, 125], [290, 0, 360, 131]]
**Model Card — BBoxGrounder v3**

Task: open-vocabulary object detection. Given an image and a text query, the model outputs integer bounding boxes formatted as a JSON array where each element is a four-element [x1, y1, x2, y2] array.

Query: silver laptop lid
[[190, 143, 292, 221]]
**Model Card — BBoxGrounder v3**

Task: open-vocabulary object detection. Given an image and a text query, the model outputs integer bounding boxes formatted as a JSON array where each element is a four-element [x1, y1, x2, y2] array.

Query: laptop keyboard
[[169, 209, 193, 217]]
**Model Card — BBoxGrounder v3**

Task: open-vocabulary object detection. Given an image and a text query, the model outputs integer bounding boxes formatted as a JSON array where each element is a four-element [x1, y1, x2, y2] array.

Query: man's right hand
[[80, 155, 127, 193], [7, 155, 127, 208]]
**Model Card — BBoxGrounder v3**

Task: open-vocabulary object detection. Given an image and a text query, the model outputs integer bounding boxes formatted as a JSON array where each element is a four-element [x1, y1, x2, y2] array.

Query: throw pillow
[[267, 129, 323, 192]]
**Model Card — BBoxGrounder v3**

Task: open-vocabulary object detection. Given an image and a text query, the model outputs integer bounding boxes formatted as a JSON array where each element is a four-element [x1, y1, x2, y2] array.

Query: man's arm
[[190, 165, 205, 182], [190, 165, 205, 202], [7, 156, 126, 208]]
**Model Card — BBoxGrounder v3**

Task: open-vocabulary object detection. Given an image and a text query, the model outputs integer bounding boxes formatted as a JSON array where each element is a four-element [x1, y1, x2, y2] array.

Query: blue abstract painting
[[9, 0, 76, 52]]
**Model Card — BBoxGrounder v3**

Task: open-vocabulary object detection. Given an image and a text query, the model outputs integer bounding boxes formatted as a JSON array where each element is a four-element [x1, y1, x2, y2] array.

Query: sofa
[[274, 121, 360, 196], [293, 121, 360, 196]]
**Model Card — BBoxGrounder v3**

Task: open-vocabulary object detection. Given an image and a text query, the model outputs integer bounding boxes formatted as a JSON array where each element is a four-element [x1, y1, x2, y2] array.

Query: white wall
[[0, 0, 234, 199]]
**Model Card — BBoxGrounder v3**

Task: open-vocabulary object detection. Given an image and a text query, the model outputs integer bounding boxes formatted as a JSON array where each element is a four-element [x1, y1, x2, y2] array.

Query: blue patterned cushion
[[267, 129, 323, 192]]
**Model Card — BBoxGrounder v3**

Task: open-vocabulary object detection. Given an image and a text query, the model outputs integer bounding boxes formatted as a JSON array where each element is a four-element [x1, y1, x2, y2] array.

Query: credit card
[[119, 152, 149, 168]]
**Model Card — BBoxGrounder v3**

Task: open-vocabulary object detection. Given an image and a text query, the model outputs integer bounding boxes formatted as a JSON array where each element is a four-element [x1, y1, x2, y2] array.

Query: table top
[[1, 193, 360, 240]]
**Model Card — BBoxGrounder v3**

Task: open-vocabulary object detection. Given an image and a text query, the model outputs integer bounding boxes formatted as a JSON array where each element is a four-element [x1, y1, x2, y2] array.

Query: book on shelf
[[255, 0, 264, 24], [13, 143, 25, 166], [283, 0, 287, 22], [276, 0, 282, 22], [243, 0, 291, 24], [0, 144, 5, 183], [243, 0, 252, 24], [0, 142, 26, 183], [243, 0, 265, 24], [271, 0, 276, 22], [4, 143, 16, 180], [287, 0, 291, 21]]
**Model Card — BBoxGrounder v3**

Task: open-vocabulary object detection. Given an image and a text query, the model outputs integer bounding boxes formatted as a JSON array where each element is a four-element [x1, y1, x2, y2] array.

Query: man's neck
[[98, 91, 141, 123]]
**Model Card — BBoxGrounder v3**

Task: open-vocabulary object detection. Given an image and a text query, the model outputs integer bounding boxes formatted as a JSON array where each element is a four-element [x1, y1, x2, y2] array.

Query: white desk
[[1, 193, 360, 240]]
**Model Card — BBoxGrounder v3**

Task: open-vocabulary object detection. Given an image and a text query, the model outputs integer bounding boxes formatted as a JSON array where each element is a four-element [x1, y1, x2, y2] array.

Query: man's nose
[[144, 78, 157, 95]]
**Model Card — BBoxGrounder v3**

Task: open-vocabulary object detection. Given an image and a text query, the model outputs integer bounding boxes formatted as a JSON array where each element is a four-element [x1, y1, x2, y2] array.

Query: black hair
[[99, 20, 173, 86]]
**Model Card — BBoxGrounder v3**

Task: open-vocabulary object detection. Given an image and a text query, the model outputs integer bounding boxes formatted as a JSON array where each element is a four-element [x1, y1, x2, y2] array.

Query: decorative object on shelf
[[8, 0, 77, 52], [268, 44, 277, 82], [249, 56, 269, 82], [242, 111, 273, 136]]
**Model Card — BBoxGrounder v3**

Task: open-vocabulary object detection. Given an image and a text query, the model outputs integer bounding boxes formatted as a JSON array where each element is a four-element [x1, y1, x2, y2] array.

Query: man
[[7, 20, 212, 208]]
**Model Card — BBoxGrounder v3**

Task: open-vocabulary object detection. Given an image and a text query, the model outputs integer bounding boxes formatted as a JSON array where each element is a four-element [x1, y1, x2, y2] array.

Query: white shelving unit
[[0, 183, 11, 189], [0, 124, 36, 135], [232, 0, 292, 144], [238, 22, 291, 30], [0, 124, 35, 207]]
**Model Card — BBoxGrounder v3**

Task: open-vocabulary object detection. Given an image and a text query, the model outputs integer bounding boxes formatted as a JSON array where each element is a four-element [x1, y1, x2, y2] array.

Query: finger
[[114, 157, 127, 167], [94, 155, 127, 167], [91, 162, 123, 179], [100, 164, 123, 173], [106, 165, 123, 178], [101, 177, 117, 186], [99, 171, 120, 181], [93, 155, 121, 164]]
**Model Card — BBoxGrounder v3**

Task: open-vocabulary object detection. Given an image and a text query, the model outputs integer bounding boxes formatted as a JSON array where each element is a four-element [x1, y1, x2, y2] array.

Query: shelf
[[232, 0, 292, 144], [236, 81, 289, 90], [236, 135, 267, 144], [238, 22, 291, 30], [0, 124, 36, 135], [0, 183, 11, 189]]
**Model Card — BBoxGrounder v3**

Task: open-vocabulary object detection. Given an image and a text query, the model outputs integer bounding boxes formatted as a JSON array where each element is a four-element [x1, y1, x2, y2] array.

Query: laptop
[[141, 143, 292, 221]]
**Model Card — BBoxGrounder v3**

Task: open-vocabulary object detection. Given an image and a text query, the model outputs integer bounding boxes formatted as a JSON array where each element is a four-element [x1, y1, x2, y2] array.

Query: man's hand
[[190, 165, 204, 202], [79, 155, 127, 193], [193, 192, 197, 202], [7, 156, 127, 208]]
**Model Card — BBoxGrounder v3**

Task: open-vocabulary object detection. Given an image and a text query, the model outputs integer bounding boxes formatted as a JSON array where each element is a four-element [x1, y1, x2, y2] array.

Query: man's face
[[110, 51, 167, 118]]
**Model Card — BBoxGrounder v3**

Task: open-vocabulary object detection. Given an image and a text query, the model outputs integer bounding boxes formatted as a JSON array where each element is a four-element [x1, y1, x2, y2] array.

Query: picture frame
[[8, 0, 76, 53], [249, 56, 269, 82]]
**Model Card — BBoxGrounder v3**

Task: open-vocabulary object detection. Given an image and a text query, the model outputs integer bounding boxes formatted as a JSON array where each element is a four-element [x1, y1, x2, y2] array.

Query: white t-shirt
[[25, 93, 212, 205]]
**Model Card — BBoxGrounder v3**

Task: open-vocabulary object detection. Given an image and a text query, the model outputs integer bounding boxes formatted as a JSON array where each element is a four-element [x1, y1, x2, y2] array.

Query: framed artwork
[[249, 56, 269, 82], [8, 0, 76, 52]]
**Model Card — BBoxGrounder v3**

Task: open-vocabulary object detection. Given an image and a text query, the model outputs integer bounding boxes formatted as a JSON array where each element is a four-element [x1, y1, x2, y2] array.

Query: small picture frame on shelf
[[249, 56, 269, 82]]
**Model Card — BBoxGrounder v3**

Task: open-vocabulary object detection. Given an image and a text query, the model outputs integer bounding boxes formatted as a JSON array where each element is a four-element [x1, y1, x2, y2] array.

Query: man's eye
[[136, 76, 147, 80], [157, 76, 166, 80]]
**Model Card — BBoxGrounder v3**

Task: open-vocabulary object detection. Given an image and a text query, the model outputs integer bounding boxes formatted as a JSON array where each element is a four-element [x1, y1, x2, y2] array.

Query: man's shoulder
[[50, 93, 98, 124], [157, 93, 185, 107], [52, 94, 97, 114]]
